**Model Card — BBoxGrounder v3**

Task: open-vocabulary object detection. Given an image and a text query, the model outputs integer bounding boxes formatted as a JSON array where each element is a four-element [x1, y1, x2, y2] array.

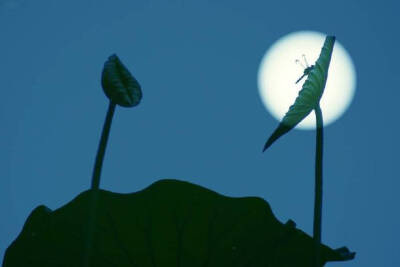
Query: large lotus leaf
[[101, 54, 142, 107], [3, 179, 354, 266], [263, 36, 335, 151]]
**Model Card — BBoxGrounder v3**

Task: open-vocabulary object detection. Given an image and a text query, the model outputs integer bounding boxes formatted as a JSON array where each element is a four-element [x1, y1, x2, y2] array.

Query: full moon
[[258, 31, 356, 129]]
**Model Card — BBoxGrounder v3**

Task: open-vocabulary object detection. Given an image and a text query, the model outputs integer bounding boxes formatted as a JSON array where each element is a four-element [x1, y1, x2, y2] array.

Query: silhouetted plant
[[91, 54, 142, 190], [84, 54, 142, 266], [3, 45, 356, 267], [263, 36, 335, 267]]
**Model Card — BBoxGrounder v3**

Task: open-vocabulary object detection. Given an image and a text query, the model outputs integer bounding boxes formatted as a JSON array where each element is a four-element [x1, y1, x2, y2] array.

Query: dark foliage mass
[[3, 179, 354, 267]]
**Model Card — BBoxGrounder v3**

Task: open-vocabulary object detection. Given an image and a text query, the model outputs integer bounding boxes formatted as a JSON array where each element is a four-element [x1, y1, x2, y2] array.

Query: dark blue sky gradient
[[1, 1, 399, 266]]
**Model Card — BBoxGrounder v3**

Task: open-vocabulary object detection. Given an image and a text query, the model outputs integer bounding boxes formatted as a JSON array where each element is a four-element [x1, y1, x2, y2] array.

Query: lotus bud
[[101, 54, 142, 107]]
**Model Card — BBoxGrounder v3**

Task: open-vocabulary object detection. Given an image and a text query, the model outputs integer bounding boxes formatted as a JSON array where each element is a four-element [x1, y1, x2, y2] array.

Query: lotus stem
[[313, 104, 323, 267], [83, 101, 116, 266], [91, 101, 116, 189]]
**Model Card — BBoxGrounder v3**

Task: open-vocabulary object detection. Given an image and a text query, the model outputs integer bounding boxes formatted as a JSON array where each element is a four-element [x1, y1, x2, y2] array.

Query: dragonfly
[[295, 54, 314, 84]]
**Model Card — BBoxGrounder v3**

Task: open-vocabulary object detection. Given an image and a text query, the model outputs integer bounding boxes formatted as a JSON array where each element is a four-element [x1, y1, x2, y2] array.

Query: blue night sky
[[1, 1, 399, 266]]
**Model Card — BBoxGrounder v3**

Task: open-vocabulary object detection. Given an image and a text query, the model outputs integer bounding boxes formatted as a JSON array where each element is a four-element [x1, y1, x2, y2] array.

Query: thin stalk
[[91, 101, 116, 189], [313, 104, 323, 267], [83, 101, 116, 266]]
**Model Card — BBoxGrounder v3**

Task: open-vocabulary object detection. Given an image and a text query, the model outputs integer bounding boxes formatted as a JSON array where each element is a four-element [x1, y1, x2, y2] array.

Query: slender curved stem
[[83, 101, 116, 266], [313, 104, 323, 267], [91, 101, 116, 189]]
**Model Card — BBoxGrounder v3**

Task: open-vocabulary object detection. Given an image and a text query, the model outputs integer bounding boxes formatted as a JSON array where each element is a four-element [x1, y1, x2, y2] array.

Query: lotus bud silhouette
[[101, 54, 142, 107]]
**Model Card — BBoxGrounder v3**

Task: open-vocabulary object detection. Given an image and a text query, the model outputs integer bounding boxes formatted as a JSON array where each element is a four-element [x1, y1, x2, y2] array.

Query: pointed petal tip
[[262, 123, 292, 153], [262, 143, 270, 153]]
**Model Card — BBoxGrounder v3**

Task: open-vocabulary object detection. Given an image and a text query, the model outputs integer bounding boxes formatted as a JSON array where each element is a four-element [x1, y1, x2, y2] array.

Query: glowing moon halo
[[258, 31, 356, 129]]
